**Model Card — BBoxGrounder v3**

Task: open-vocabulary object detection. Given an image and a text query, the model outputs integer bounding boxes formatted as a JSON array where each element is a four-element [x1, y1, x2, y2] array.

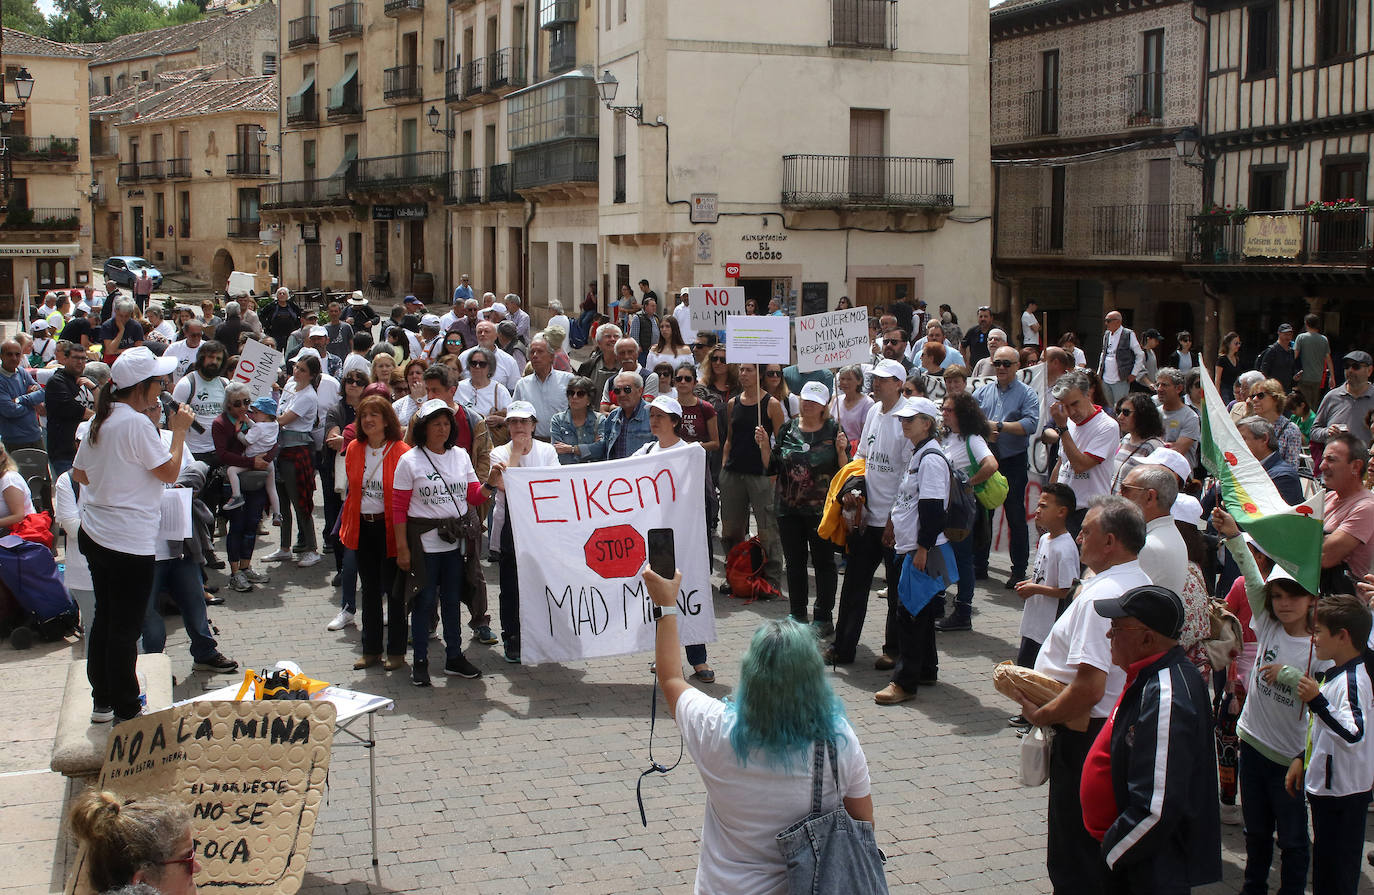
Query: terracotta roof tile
[[86, 8, 269, 65], [1, 27, 92, 59], [125, 75, 277, 123]]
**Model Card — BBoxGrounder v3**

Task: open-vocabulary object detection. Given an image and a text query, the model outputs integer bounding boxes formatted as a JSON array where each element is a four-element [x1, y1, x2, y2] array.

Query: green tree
[[1, 0, 47, 37], [44, 0, 205, 44]]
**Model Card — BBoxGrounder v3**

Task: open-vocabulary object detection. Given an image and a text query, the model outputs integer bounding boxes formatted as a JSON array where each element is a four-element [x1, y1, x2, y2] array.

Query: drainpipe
[[522, 198, 535, 303]]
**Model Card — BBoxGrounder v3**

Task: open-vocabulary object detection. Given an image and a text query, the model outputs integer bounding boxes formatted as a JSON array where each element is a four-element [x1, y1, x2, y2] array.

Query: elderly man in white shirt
[[504, 293, 532, 341], [457, 319, 521, 392], [512, 334, 573, 439], [1119, 463, 1187, 594]]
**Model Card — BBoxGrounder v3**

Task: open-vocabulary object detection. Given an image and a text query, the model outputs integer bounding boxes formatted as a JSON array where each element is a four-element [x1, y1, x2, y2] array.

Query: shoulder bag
[[419, 447, 482, 544], [966, 439, 1008, 510]]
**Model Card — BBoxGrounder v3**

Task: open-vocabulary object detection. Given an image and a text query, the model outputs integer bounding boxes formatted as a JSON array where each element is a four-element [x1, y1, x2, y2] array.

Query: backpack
[[922, 446, 977, 542], [724, 537, 780, 602]]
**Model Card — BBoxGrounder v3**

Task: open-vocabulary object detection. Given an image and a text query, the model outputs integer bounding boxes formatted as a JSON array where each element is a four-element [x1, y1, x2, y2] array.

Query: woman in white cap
[[393, 398, 490, 685], [487, 400, 558, 664], [633, 394, 715, 681], [763, 381, 847, 638], [73, 346, 192, 724]]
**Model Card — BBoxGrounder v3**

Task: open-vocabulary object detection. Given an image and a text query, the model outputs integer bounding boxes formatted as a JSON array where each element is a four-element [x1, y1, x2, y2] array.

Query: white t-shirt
[[1238, 610, 1331, 763], [1072, 346, 1087, 368], [73, 403, 173, 555], [1021, 531, 1079, 644], [278, 384, 318, 434], [458, 345, 521, 392], [488, 439, 559, 547], [547, 313, 571, 336], [889, 439, 950, 554], [855, 401, 915, 527], [0, 469, 35, 522], [151, 320, 176, 342], [359, 443, 388, 514], [673, 303, 696, 343], [52, 471, 89, 591], [1057, 407, 1120, 506], [941, 432, 992, 477], [674, 688, 871, 895], [241, 420, 278, 458], [456, 379, 511, 418], [393, 445, 477, 554], [163, 339, 201, 378], [1021, 310, 1039, 346], [1137, 515, 1187, 595], [645, 349, 695, 372], [1034, 559, 1152, 718], [170, 372, 225, 454], [393, 394, 421, 425]]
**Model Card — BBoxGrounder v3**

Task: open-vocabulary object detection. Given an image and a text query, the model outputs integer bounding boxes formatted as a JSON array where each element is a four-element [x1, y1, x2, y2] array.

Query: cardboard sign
[[795, 307, 870, 372], [70, 701, 334, 895], [503, 444, 716, 664], [725, 314, 790, 364], [687, 286, 745, 332], [231, 339, 284, 400]]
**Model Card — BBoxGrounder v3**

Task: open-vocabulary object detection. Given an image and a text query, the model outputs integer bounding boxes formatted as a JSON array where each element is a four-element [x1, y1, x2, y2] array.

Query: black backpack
[[917, 445, 978, 542]]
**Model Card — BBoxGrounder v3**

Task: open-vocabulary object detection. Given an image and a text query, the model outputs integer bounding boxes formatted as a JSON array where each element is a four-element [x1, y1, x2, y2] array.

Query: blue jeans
[[225, 486, 269, 564], [950, 537, 975, 610], [412, 548, 466, 664], [1240, 740, 1309, 895], [142, 555, 220, 662]]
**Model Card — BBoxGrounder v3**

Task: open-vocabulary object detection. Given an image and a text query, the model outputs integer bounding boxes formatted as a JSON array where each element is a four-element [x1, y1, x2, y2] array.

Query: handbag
[[1204, 599, 1244, 670], [1020, 725, 1053, 787], [419, 447, 481, 544], [966, 440, 1009, 510], [776, 739, 888, 895]]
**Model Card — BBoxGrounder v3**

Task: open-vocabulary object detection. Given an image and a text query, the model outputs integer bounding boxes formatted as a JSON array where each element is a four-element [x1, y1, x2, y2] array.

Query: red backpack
[[724, 537, 780, 602]]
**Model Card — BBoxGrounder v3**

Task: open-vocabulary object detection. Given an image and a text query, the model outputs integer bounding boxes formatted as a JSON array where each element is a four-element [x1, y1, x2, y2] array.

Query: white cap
[[420, 314, 442, 328], [292, 346, 321, 363], [487, 302, 508, 318], [77, 302, 91, 314], [505, 399, 537, 420], [110, 346, 177, 389], [870, 359, 907, 380], [30, 318, 49, 332], [1170, 493, 1205, 530], [800, 381, 830, 405], [1141, 447, 1191, 483], [308, 325, 328, 338], [649, 394, 683, 416], [893, 397, 939, 419], [414, 398, 455, 422], [1265, 564, 1303, 587]]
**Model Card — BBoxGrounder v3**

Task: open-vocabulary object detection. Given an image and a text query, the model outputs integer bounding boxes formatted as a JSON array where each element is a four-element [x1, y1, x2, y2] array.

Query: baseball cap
[[800, 381, 830, 405], [1170, 493, 1205, 530], [488, 302, 508, 318], [505, 399, 537, 420], [30, 318, 49, 332], [110, 346, 177, 389], [870, 359, 907, 380], [893, 396, 939, 419], [414, 398, 455, 422], [1094, 584, 1185, 639], [404, 295, 422, 306], [420, 314, 442, 328], [292, 346, 321, 363], [1277, 323, 1294, 333], [1140, 447, 1191, 483], [308, 325, 328, 338], [649, 394, 683, 416], [250, 395, 278, 416], [1343, 350, 1373, 366]]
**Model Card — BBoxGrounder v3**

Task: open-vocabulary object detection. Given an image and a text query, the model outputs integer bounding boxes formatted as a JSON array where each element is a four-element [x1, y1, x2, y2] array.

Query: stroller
[[0, 534, 79, 649]]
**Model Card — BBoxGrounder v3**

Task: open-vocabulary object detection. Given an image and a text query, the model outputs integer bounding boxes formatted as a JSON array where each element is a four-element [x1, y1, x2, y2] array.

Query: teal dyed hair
[[725, 618, 848, 770]]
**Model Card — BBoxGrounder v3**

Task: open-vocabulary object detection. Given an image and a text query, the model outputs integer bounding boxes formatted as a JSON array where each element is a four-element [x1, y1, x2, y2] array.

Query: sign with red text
[[231, 338, 283, 400], [794, 307, 870, 372], [688, 286, 744, 332], [503, 444, 715, 664]]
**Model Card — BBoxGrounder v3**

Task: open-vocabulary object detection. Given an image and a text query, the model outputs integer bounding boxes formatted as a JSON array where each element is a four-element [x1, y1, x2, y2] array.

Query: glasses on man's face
[[468, 361, 488, 369], [1345, 361, 1367, 370], [992, 360, 1015, 368], [612, 386, 637, 395], [694, 342, 710, 350]]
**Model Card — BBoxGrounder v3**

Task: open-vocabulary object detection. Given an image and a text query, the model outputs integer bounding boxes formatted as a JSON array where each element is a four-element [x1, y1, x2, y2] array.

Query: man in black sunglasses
[[1311, 350, 1374, 450]]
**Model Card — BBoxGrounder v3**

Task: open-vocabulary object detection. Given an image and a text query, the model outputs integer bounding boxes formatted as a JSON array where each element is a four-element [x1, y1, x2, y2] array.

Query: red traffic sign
[[584, 524, 646, 579], [724, 262, 741, 278]]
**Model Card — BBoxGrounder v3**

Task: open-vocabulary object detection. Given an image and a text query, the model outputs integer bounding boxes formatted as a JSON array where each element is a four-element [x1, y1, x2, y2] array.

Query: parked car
[[103, 256, 163, 290]]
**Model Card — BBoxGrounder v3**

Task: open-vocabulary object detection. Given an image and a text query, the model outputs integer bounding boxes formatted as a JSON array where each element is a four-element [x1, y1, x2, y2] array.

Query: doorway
[[408, 219, 425, 285], [305, 243, 322, 290], [349, 232, 362, 289], [848, 109, 886, 199], [0, 259, 13, 317], [854, 277, 916, 312], [132, 206, 145, 257], [107, 213, 121, 255], [373, 222, 389, 286]]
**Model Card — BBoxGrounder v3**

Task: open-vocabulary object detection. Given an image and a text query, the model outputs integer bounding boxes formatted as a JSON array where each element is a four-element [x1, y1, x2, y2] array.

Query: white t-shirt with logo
[[73, 403, 173, 556], [1021, 531, 1079, 644], [359, 443, 388, 514], [1057, 407, 1120, 506], [171, 373, 225, 454], [1238, 611, 1331, 763], [164, 339, 202, 379], [855, 401, 915, 527], [393, 445, 477, 554], [889, 439, 950, 554]]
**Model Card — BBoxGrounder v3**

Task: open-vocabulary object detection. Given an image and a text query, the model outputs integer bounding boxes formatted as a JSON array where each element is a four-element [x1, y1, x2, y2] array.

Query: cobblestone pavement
[[6, 536, 1374, 894]]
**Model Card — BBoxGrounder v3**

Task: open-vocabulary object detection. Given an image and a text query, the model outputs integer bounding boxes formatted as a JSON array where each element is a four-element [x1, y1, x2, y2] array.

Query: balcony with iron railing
[[512, 138, 595, 190], [445, 167, 481, 204], [287, 90, 318, 125], [1019, 88, 1059, 138], [166, 157, 191, 179], [227, 153, 271, 177], [383, 65, 421, 103], [445, 67, 464, 104], [327, 79, 362, 120], [117, 161, 140, 183], [287, 15, 319, 49], [1125, 71, 1164, 127], [328, 2, 362, 40], [1187, 206, 1374, 266], [487, 163, 516, 202], [137, 160, 165, 181], [179, 218, 191, 239], [383, 0, 422, 15], [260, 177, 350, 209], [485, 48, 526, 95], [462, 57, 487, 99], [227, 217, 262, 239], [4, 135, 79, 163], [997, 204, 1193, 259], [0, 207, 80, 231], [781, 155, 954, 209], [350, 151, 446, 192], [153, 218, 166, 235], [831, 0, 896, 49], [539, 0, 577, 28]]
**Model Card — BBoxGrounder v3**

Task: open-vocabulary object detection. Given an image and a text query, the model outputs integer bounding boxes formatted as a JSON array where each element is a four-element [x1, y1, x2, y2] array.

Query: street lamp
[[426, 105, 454, 138], [595, 70, 642, 121], [1174, 126, 1204, 170], [254, 125, 280, 153]]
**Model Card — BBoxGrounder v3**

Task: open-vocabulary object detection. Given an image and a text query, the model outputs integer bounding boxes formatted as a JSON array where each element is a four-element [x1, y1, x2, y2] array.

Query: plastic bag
[[1020, 725, 1052, 787]]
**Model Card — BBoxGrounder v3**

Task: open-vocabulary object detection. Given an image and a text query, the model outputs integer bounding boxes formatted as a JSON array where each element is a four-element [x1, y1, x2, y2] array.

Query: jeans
[[1309, 791, 1370, 895], [1048, 718, 1108, 895], [276, 455, 317, 553], [412, 548, 465, 664], [891, 578, 939, 691], [355, 519, 403, 656], [949, 537, 976, 610], [778, 513, 837, 624], [225, 486, 269, 564], [339, 547, 358, 614], [1102, 377, 1129, 408], [142, 556, 220, 662], [719, 468, 783, 588], [1000, 452, 1031, 575], [50, 457, 73, 478], [80, 529, 154, 718], [320, 451, 341, 558], [1239, 740, 1309, 895], [832, 526, 901, 662]]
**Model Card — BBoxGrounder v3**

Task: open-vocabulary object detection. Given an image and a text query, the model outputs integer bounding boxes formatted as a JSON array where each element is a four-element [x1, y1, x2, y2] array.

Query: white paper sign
[[794, 307, 871, 372], [503, 445, 716, 664], [231, 338, 283, 400], [157, 487, 193, 541], [725, 314, 791, 364], [688, 286, 745, 332]]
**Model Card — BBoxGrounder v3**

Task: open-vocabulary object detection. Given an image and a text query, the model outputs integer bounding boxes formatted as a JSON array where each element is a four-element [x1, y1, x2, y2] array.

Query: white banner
[[231, 338, 283, 400], [687, 286, 745, 332], [725, 314, 790, 364], [794, 307, 870, 372], [503, 445, 716, 664]]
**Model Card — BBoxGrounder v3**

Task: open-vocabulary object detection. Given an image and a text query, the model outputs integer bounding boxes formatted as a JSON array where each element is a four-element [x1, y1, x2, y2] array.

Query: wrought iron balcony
[[383, 65, 421, 102], [117, 162, 140, 182], [1092, 204, 1191, 256], [445, 67, 464, 104], [287, 15, 319, 49], [539, 0, 577, 28], [1021, 88, 1058, 138], [166, 157, 191, 179], [831, 0, 896, 49], [445, 168, 482, 204], [512, 138, 596, 190], [227, 154, 271, 177], [781, 154, 954, 209], [485, 48, 526, 94], [327, 79, 362, 120], [153, 218, 166, 235], [260, 177, 350, 209], [328, 2, 362, 40], [1, 207, 80, 230], [1126, 71, 1164, 126], [4, 135, 79, 162], [138, 160, 165, 180], [227, 217, 262, 239], [287, 90, 318, 125], [461, 57, 487, 99], [1187, 206, 1374, 266], [487, 163, 516, 202], [383, 0, 422, 15], [350, 151, 446, 191]]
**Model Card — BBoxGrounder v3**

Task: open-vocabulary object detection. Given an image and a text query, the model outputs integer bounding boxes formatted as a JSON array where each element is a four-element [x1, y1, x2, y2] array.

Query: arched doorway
[[212, 249, 235, 292]]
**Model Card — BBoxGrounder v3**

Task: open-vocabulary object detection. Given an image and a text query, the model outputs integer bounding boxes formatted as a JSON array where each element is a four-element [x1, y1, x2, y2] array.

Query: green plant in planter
[[5, 207, 34, 228], [48, 137, 77, 159], [7, 134, 31, 156]]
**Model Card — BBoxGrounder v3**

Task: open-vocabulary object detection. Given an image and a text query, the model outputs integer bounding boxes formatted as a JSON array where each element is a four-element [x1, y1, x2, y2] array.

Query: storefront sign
[[739, 232, 786, 261], [0, 243, 79, 257], [372, 203, 428, 220], [724, 262, 740, 278], [1242, 215, 1302, 259]]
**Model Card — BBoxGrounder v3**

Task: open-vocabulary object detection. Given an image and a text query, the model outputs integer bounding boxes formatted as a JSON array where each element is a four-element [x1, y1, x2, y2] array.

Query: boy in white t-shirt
[[1014, 482, 1079, 671], [223, 395, 281, 521]]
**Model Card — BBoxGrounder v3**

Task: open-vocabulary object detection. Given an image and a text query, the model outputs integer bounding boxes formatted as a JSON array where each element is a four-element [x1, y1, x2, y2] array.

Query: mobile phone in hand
[[647, 527, 675, 579]]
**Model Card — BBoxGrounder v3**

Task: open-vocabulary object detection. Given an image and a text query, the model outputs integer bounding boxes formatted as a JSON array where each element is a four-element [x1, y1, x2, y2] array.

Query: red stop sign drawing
[[584, 524, 646, 579]]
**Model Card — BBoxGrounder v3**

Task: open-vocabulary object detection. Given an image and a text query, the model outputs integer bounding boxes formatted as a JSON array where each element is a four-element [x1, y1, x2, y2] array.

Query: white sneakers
[[296, 551, 322, 568], [327, 610, 357, 632], [262, 548, 293, 562]]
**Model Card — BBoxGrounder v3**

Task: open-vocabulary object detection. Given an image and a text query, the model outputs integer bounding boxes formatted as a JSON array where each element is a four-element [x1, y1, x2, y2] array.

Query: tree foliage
[[24, 0, 206, 45], [2, 0, 48, 38]]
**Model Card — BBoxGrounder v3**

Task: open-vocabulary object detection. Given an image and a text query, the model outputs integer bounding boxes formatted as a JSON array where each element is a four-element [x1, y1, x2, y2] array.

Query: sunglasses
[[346, 378, 368, 386], [764, 370, 782, 378], [711, 356, 727, 363], [468, 361, 489, 368], [445, 340, 463, 346], [992, 360, 1015, 368], [694, 343, 710, 350], [228, 400, 249, 408], [612, 385, 637, 394], [674, 375, 695, 383], [1117, 408, 1133, 416], [1248, 392, 1269, 400], [567, 389, 589, 397], [160, 853, 197, 870]]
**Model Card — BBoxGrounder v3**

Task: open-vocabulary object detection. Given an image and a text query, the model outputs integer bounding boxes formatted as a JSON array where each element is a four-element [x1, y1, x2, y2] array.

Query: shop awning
[[288, 73, 315, 103], [0, 244, 80, 257]]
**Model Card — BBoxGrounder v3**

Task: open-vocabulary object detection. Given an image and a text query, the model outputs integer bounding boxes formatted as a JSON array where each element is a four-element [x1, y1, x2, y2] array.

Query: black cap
[[1142, 328, 1161, 341], [1094, 585, 1185, 639]]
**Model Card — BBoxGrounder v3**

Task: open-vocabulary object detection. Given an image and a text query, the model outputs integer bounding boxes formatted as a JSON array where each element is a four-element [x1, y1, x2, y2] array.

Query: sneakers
[[271, 513, 282, 526], [874, 683, 915, 705], [503, 644, 521, 664], [935, 608, 972, 632], [91, 705, 114, 724], [243, 568, 270, 584], [296, 551, 322, 568], [262, 548, 293, 562], [474, 625, 498, 645], [1220, 802, 1242, 825], [326, 610, 356, 632], [228, 571, 253, 592], [113, 707, 145, 724], [192, 653, 239, 673], [223, 495, 245, 511], [1005, 574, 1024, 591], [874, 654, 897, 671], [444, 654, 482, 678], [412, 659, 431, 687]]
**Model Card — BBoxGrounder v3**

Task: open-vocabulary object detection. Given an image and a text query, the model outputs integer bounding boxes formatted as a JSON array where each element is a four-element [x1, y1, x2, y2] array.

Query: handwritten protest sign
[[725, 314, 790, 364], [231, 338, 284, 400], [503, 445, 715, 664], [795, 307, 870, 372], [69, 701, 334, 895], [688, 286, 744, 332]]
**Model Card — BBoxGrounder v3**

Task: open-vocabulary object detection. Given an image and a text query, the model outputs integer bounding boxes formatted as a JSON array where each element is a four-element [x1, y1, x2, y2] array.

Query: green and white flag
[[1198, 372, 1324, 593]]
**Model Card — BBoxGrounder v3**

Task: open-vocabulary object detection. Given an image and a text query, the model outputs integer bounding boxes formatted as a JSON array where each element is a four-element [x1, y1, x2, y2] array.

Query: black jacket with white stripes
[[1103, 645, 1222, 892]]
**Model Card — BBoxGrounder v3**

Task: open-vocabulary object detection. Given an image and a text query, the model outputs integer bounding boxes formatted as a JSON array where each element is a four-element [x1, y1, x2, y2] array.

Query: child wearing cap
[[28, 319, 56, 366], [224, 396, 281, 522]]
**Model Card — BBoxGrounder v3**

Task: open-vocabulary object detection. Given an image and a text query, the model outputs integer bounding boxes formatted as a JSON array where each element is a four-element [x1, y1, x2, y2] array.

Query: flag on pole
[[1198, 371, 1325, 593]]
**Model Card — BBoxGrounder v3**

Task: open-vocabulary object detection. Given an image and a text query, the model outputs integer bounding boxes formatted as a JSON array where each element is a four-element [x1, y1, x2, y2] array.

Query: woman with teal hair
[[644, 565, 876, 894]]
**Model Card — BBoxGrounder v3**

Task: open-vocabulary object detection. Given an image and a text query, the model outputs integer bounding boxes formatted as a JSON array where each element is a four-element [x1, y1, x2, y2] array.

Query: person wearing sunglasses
[[594, 371, 654, 459], [599, 336, 659, 411], [761, 364, 799, 423], [1108, 392, 1164, 496], [550, 375, 602, 464], [701, 347, 738, 410], [44, 338, 93, 477], [719, 362, 787, 594], [70, 790, 200, 895], [456, 346, 511, 444]]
